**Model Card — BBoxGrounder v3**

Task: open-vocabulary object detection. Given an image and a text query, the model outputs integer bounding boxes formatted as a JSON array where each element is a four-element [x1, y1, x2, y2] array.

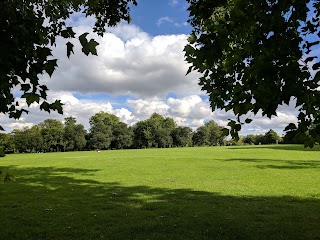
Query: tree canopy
[[0, 0, 136, 130], [185, 0, 320, 147]]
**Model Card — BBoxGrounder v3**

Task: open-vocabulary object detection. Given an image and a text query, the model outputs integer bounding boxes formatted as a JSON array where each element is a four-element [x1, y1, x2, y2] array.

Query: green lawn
[[0, 145, 319, 240]]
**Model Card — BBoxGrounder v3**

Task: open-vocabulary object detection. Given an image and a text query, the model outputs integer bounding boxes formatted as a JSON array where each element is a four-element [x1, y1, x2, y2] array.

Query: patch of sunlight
[[130, 192, 165, 203]]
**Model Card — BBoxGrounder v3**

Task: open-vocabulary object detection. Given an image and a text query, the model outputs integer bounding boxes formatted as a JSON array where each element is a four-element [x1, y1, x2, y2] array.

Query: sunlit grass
[[0, 145, 319, 239]]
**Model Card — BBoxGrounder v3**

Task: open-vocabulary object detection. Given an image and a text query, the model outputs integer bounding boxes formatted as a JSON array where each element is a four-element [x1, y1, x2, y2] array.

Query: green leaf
[[186, 66, 193, 75], [312, 62, 320, 70], [23, 93, 40, 106], [284, 123, 297, 131], [184, 45, 195, 55], [79, 33, 89, 55], [51, 100, 63, 114], [245, 118, 252, 124], [221, 128, 229, 136], [44, 59, 58, 77], [21, 84, 30, 91], [304, 56, 317, 63], [187, 33, 196, 44], [234, 124, 241, 132], [0, 125, 4, 131], [87, 39, 99, 56], [61, 27, 75, 38], [40, 101, 50, 112], [66, 42, 74, 58]]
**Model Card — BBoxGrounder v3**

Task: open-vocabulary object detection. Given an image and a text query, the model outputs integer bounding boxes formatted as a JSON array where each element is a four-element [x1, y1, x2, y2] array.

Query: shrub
[[0, 146, 5, 157]]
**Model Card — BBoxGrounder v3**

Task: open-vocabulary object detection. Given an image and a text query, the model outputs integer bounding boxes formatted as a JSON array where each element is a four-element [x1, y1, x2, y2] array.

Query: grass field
[[0, 145, 319, 240]]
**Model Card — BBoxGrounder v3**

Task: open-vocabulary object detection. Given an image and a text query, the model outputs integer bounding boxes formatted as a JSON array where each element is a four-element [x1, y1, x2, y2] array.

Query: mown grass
[[0, 145, 319, 240]]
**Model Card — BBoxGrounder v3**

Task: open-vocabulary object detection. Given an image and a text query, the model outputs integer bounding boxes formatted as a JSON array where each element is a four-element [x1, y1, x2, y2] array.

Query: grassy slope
[[0, 145, 319, 240]]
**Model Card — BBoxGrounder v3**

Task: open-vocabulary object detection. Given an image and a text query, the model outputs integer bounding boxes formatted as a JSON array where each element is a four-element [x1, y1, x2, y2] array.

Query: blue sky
[[130, 0, 192, 36], [0, 0, 300, 135]]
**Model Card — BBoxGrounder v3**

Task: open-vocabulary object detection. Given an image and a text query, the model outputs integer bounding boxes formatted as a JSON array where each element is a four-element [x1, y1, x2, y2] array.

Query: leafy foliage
[[0, 146, 5, 157], [192, 120, 225, 146], [0, 0, 137, 129], [64, 117, 87, 151], [185, 0, 320, 146], [88, 112, 120, 149], [133, 113, 176, 149]]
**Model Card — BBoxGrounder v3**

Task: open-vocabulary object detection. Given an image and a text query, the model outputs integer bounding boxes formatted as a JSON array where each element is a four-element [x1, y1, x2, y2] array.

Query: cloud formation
[[1, 22, 300, 137], [43, 23, 201, 98]]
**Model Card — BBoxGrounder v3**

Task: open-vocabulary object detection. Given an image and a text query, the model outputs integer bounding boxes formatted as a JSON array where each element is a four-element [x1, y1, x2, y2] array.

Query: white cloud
[[169, 0, 179, 6], [42, 23, 201, 98], [156, 16, 174, 26]]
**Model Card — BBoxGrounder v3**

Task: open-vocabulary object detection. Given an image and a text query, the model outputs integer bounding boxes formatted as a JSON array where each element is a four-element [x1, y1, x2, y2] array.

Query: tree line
[[0, 112, 287, 154]]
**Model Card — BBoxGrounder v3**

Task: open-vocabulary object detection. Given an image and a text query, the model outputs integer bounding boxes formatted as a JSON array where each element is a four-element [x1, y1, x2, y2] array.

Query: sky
[[0, 0, 300, 136]]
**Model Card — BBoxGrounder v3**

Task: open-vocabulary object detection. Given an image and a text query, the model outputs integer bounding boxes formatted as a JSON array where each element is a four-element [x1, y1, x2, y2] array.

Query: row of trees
[[0, 112, 284, 153]]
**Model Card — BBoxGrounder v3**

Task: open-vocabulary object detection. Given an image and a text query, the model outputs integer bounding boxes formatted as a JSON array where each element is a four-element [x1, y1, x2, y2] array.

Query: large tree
[[0, 133, 15, 153], [12, 126, 43, 153], [185, 0, 320, 147], [88, 112, 120, 149], [63, 117, 86, 151], [110, 122, 133, 149], [171, 126, 193, 147], [0, 0, 137, 130], [192, 120, 225, 146], [38, 119, 65, 152]]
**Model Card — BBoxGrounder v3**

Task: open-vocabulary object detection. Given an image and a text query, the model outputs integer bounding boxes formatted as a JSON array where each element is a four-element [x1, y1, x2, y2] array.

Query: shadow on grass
[[226, 158, 320, 170], [0, 166, 319, 240]]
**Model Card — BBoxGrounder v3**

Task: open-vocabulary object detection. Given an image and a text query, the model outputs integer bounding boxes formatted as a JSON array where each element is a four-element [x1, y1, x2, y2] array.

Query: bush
[[0, 146, 5, 157]]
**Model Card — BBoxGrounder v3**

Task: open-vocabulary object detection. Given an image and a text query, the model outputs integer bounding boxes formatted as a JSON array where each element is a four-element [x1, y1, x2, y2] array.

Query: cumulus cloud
[[42, 23, 201, 98]]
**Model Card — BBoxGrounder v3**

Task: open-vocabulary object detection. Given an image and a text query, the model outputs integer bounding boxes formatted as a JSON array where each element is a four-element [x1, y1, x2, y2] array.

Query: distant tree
[[111, 122, 133, 149], [226, 136, 245, 146], [0, 133, 15, 153], [193, 120, 225, 146], [132, 120, 153, 149], [243, 135, 256, 145], [38, 119, 64, 152], [88, 112, 120, 149], [262, 129, 282, 144], [12, 126, 43, 153], [63, 117, 86, 151], [171, 126, 193, 147], [149, 113, 175, 148], [132, 113, 176, 149], [0, 146, 5, 157], [192, 126, 210, 146], [206, 120, 225, 146]]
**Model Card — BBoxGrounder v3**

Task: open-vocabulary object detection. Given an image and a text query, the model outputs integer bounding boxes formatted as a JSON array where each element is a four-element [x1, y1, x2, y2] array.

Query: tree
[[111, 123, 133, 149], [132, 113, 176, 149], [132, 120, 153, 149], [185, 0, 320, 147], [192, 120, 225, 146], [263, 129, 282, 144], [38, 119, 64, 152], [205, 120, 225, 146], [243, 134, 256, 145], [0, 0, 137, 130], [88, 112, 120, 149], [63, 117, 86, 151], [149, 113, 175, 148], [0, 133, 15, 153], [12, 126, 43, 153], [171, 126, 193, 147]]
